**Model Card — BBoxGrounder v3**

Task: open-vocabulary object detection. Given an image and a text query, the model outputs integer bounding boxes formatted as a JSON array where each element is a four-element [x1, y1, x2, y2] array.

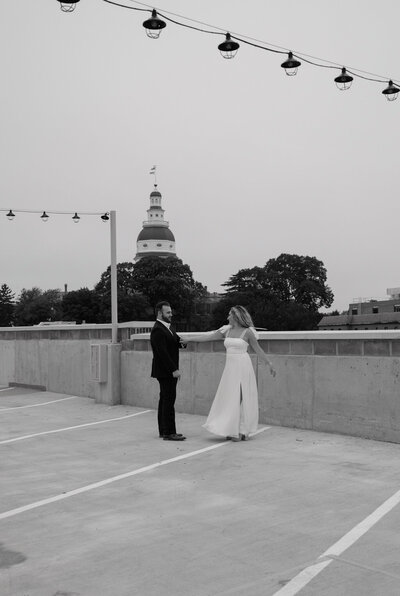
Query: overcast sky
[[1, 1, 399, 312]]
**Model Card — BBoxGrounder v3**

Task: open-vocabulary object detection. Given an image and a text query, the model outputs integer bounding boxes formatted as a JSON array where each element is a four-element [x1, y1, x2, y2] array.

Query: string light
[[57, 0, 80, 12], [1, 209, 109, 223], [56, 0, 399, 102], [281, 52, 302, 76], [382, 80, 400, 101], [142, 9, 166, 38], [218, 33, 240, 59], [334, 67, 353, 91]]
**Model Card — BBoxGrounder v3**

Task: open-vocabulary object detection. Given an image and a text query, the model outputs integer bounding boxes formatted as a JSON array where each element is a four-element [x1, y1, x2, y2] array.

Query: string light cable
[[58, 0, 400, 97], [0, 209, 110, 222]]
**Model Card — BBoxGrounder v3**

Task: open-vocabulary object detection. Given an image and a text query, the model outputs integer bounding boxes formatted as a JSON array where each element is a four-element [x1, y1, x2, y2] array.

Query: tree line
[[0, 253, 334, 330]]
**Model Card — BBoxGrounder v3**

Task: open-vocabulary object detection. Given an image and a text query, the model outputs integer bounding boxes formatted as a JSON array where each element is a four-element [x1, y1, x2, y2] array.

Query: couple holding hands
[[150, 301, 276, 442]]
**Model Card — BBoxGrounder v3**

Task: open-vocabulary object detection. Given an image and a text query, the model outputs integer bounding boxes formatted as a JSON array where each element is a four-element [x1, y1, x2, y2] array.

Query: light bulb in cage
[[218, 33, 240, 59], [281, 52, 301, 76], [142, 10, 167, 39], [57, 0, 80, 12], [334, 67, 353, 91], [382, 80, 400, 101]]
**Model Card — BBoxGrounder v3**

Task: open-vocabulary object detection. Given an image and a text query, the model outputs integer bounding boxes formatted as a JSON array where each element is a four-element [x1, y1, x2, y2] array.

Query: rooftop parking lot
[[1, 386, 400, 596]]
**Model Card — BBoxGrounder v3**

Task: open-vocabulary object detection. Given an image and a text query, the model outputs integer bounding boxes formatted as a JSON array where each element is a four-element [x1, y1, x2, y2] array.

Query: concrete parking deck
[[1, 387, 400, 596]]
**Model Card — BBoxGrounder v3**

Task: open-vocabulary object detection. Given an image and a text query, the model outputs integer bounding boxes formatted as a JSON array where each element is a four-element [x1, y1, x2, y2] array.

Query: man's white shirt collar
[[157, 318, 172, 331]]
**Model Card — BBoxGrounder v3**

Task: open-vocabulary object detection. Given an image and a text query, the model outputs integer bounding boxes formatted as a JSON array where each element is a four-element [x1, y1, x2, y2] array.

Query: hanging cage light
[[218, 33, 240, 59], [72, 212, 80, 223], [382, 80, 400, 101], [334, 67, 353, 90], [41, 211, 50, 222], [142, 10, 167, 39], [281, 52, 301, 76], [57, 0, 80, 13], [6, 210, 15, 221]]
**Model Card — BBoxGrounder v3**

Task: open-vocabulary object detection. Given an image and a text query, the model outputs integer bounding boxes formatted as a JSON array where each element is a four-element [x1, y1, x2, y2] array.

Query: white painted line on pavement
[[0, 395, 80, 412], [272, 486, 400, 595], [251, 426, 270, 437], [0, 387, 15, 392], [0, 410, 152, 445], [0, 426, 271, 521]]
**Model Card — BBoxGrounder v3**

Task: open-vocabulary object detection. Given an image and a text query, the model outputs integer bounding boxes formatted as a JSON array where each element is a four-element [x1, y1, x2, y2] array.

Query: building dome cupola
[[135, 183, 177, 261]]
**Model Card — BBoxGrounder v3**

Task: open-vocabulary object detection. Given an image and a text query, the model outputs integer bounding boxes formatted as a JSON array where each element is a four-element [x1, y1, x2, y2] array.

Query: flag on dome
[[149, 165, 156, 175]]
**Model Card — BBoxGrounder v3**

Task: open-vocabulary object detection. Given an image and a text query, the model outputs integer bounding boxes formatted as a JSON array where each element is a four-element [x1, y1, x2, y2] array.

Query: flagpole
[[150, 165, 157, 186]]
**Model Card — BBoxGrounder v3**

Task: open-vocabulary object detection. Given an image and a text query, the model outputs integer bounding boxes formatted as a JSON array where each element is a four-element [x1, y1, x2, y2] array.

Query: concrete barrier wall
[[0, 323, 139, 396], [0, 341, 15, 386], [0, 339, 110, 397], [121, 331, 400, 443], [1, 327, 400, 443], [0, 325, 113, 397]]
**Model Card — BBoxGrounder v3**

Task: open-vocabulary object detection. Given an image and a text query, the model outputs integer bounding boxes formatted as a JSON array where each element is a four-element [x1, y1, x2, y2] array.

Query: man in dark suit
[[150, 301, 186, 441]]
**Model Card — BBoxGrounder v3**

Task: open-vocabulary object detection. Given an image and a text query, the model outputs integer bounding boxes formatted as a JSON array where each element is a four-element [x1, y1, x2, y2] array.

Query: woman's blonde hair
[[230, 305, 254, 328]]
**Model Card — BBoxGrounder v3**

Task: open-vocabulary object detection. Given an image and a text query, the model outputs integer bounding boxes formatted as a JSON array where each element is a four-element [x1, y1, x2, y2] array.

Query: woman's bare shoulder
[[244, 327, 259, 341]]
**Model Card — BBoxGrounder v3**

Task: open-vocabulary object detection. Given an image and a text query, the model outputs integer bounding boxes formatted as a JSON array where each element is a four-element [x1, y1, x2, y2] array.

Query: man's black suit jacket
[[150, 320, 182, 379]]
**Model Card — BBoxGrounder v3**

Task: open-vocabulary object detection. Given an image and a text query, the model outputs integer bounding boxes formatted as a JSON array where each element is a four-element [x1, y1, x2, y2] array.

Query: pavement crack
[[328, 554, 400, 580]]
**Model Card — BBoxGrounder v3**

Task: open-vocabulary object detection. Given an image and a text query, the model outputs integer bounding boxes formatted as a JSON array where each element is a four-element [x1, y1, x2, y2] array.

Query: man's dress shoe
[[163, 433, 186, 441]]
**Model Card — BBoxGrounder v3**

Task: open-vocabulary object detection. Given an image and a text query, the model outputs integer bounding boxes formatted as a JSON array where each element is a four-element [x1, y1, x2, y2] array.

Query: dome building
[[135, 185, 177, 261]]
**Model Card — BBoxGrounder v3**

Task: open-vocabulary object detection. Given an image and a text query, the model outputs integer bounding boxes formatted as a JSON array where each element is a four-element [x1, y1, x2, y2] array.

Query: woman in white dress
[[186, 306, 275, 441]]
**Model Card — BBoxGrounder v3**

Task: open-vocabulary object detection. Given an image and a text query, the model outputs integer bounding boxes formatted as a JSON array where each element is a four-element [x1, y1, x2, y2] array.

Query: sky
[[1, 1, 399, 313]]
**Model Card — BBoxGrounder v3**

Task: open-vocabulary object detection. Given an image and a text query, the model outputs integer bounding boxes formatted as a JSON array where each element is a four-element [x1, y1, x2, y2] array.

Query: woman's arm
[[184, 330, 224, 343], [245, 329, 276, 376]]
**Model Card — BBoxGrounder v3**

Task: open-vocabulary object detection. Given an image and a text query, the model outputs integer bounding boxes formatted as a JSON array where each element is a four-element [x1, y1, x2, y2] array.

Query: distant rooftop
[[351, 287, 400, 303]]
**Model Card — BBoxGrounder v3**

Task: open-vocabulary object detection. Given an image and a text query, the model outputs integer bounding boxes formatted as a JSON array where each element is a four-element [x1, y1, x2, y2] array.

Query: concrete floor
[[1, 387, 400, 596]]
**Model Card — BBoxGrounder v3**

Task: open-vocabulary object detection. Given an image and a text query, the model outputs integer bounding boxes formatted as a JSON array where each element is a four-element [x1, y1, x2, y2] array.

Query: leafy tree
[[95, 262, 136, 296], [0, 284, 15, 326], [211, 289, 282, 330], [98, 291, 153, 324], [212, 253, 333, 331], [94, 262, 153, 323], [95, 257, 207, 327], [264, 254, 333, 311], [212, 292, 324, 331], [14, 288, 63, 326], [223, 266, 268, 293], [62, 288, 100, 323], [130, 256, 207, 324]]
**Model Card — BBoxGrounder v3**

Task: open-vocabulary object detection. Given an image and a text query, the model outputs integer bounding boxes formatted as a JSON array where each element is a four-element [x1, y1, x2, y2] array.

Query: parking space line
[[0, 426, 271, 521], [0, 409, 152, 445], [0, 395, 80, 412], [0, 387, 15, 392], [272, 486, 400, 595]]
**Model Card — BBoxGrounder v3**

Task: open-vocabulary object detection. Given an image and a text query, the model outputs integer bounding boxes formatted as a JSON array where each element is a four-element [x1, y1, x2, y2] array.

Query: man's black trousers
[[157, 376, 178, 436]]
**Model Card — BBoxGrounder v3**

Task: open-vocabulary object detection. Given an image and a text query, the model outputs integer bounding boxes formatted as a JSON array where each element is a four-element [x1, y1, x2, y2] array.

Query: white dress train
[[203, 325, 259, 438]]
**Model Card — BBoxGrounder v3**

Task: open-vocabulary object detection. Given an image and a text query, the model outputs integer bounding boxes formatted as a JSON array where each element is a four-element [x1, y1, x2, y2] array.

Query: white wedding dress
[[203, 325, 259, 438]]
